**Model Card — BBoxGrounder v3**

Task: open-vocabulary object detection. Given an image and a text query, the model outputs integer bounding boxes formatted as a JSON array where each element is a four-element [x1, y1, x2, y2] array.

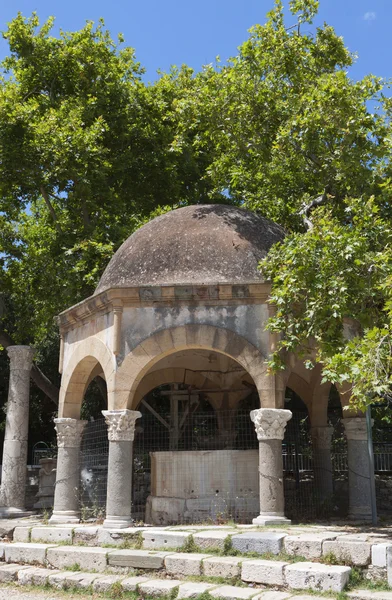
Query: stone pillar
[[0, 346, 34, 514], [250, 408, 292, 525], [102, 409, 141, 529], [49, 418, 86, 524], [343, 417, 373, 521], [311, 426, 334, 502]]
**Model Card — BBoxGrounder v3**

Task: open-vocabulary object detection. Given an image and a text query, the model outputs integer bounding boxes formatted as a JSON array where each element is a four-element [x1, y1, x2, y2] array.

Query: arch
[[114, 324, 268, 410], [59, 338, 116, 418]]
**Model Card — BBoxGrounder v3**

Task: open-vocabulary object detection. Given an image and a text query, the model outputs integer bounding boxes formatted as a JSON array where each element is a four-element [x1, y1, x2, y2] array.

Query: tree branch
[[40, 187, 62, 234], [299, 188, 329, 230]]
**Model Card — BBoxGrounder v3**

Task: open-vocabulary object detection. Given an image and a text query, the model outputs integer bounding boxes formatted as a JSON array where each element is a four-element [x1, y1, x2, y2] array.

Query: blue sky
[[0, 0, 388, 83]]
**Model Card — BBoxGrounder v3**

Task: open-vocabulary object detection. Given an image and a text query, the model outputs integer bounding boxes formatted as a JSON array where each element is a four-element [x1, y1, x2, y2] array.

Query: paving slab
[[323, 539, 372, 566], [231, 532, 286, 555], [108, 548, 172, 569], [373, 543, 392, 568], [48, 571, 80, 590], [31, 527, 72, 544], [194, 530, 234, 550], [73, 526, 99, 545], [46, 545, 108, 572], [13, 527, 31, 543], [283, 532, 340, 559], [284, 561, 351, 593], [203, 556, 244, 578], [210, 584, 259, 599], [92, 574, 124, 592], [121, 575, 151, 591], [17, 567, 61, 586], [3, 542, 55, 566], [165, 552, 210, 576], [138, 578, 182, 597], [0, 563, 30, 582], [252, 592, 293, 600], [347, 591, 392, 600], [242, 559, 287, 586], [62, 571, 100, 589], [97, 527, 144, 546], [177, 581, 217, 598], [143, 529, 190, 549]]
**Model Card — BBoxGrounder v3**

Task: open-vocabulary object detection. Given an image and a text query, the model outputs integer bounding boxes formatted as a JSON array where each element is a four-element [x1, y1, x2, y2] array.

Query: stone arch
[[59, 338, 116, 418], [115, 324, 268, 410]]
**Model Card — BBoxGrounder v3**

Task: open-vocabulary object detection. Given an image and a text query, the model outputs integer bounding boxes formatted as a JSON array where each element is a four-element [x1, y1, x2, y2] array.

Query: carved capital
[[54, 418, 87, 448], [7, 346, 35, 371], [343, 417, 370, 441], [250, 408, 292, 441], [310, 426, 333, 450], [102, 409, 142, 442]]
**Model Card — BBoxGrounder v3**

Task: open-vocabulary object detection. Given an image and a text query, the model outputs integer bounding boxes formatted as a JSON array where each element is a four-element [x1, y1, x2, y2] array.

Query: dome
[[95, 204, 284, 294]]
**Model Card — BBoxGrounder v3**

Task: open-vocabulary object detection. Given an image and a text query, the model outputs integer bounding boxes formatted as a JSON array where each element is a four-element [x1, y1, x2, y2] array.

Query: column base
[[348, 510, 373, 523], [252, 514, 291, 526], [103, 516, 133, 529], [49, 510, 80, 525]]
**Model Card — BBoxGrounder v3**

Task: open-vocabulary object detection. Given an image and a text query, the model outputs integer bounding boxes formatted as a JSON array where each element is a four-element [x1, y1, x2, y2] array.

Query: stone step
[[347, 591, 392, 600], [0, 541, 351, 592], [0, 562, 334, 599]]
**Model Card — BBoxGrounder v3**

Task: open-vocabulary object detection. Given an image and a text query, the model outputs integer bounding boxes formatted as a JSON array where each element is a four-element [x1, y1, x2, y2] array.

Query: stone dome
[[95, 204, 284, 294]]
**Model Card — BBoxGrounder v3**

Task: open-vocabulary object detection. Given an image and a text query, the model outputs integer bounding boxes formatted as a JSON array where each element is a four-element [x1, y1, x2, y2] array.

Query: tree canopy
[[1, 0, 391, 414]]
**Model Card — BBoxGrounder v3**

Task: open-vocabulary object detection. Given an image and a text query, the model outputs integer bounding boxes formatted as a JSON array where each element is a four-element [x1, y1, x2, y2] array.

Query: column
[[343, 417, 373, 521], [250, 407, 292, 525], [49, 418, 87, 524], [311, 426, 334, 502], [0, 346, 34, 514], [102, 409, 141, 529]]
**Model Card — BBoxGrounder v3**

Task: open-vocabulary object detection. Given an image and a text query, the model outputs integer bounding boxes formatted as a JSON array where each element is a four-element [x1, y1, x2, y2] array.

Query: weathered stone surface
[[386, 545, 392, 587], [4, 542, 55, 566], [63, 571, 100, 589], [203, 556, 243, 578], [210, 585, 259, 599], [108, 549, 171, 569], [241, 559, 287, 586], [17, 567, 61, 586], [0, 543, 6, 559], [284, 533, 339, 559], [138, 579, 182, 597], [48, 571, 79, 590], [31, 526, 73, 544], [231, 532, 286, 555], [285, 562, 351, 592], [193, 530, 233, 550], [165, 552, 210, 576], [143, 529, 190, 549], [0, 563, 30, 582], [348, 590, 392, 600], [13, 527, 31, 542], [372, 543, 392, 568], [73, 526, 99, 545], [323, 540, 371, 566], [252, 593, 292, 600], [92, 574, 124, 592], [97, 527, 145, 546], [47, 545, 108, 572], [178, 582, 217, 598], [121, 575, 150, 591]]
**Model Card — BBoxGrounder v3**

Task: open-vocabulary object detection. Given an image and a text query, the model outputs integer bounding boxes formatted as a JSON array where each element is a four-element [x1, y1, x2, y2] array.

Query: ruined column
[[343, 417, 373, 521], [250, 407, 292, 525], [311, 425, 334, 503], [102, 409, 141, 529], [0, 346, 34, 514], [49, 418, 86, 524]]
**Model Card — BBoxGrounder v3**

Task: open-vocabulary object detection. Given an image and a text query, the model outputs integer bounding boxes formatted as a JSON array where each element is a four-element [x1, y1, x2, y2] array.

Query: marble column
[[102, 409, 141, 529], [343, 417, 373, 521], [250, 407, 292, 525], [0, 346, 34, 514], [311, 425, 334, 502], [49, 418, 87, 524]]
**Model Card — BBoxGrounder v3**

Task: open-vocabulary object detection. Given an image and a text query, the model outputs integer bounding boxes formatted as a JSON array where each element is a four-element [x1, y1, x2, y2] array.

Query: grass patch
[[64, 562, 81, 571]]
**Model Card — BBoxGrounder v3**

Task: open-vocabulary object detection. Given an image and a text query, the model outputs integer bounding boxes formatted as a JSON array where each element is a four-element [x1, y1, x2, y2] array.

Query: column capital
[[310, 425, 334, 449], [54, 418, 87, 448], [343, 416, 369, 441], [250, 408, 292, 441], [7, 346, 34, 371], [102, 409, 141, 442]]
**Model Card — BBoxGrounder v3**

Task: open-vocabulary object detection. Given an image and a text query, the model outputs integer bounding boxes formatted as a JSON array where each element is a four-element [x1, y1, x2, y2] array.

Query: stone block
[[241, 559, 287, 586], [284, 562, 351, 593], [48, 571, 79, 590], [165, 552, 210, 576], [323, 540, 371, 566], [231, 532, 286, 555], [121, 575, 151, 591], [4, 542, 55, 566], [0, 563, 30, 582], [73, 526, 99, 545], [13, 527, 31, 542], [47, 545, 108, 572], [210, 585, 259, 599], [143, 529, 190, 549], [252, 593, 292, 600], [203, 556, 243, 578], [97, 527, 145, 547], [31, 526, 73, 544], [93, 574, 124, 592], [193, 530, 233, 550], [372, 543, 392, 568], [284, 533, 339, 559], [178, 582, 217, 598], [63, 572, 100, 589], [138, 579, 182, 597], [347, 590, 392, 600], [108, 549, 172, 569], [386, 545, 392, 587], [17, 567, 61, 586], [0, 543, 6, 560]]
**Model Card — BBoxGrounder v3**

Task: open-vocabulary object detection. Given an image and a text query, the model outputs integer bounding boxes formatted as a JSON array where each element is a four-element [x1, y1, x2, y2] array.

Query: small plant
[[348, 567, 364, 589], [66, 562, 81, 572], [322, 551, 339, 565], [181, 534, 199, 553], [41, 508, 52, 525], [110, 580, 124, 598], [223, 534, 238, 556]]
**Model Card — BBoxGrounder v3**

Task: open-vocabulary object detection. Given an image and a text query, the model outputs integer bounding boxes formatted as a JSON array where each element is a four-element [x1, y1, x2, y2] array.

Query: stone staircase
[[0, 523, 391, 599]]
